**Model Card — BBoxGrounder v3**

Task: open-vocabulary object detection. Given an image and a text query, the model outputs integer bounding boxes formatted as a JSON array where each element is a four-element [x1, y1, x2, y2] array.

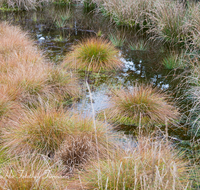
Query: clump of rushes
[[149, 1, 188, 45], [108, 33, 126, 47], [83, 137, 189, 189], [62, 38, 122, 72], [162, 52, 185, 69], [0, 154, 66, 189], [2, 104, 112, 160], [104, 84, 179, 126]]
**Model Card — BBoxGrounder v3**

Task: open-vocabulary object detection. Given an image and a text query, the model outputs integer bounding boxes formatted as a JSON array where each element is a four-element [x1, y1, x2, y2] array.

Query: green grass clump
[[162, 53, 185, 69], [108, 33, 126, 47], [83, 137, 189, 190], [104, 84, 179, 126], [129, 39, 148, 51], [62, 38, 122, 72]]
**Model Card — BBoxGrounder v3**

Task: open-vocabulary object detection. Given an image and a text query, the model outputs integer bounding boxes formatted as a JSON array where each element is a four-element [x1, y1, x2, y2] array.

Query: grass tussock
[[62, 38, 122, 72], [0, 87, 22, 122], [0, 22, 37, 59], [83, 137, 189, 190], [104, 84, 179, 126], [129, 39, 149, 51], [2, 104, 113, 160], [161, 52, 186, 70]]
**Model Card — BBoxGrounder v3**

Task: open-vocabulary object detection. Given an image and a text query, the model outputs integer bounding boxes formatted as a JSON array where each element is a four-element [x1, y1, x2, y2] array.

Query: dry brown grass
[[0, 86, 22, 124], [62, 38, 122, 72], [186, 2, 200, 48], [0, 22, 36, 57], [93, 0, 156, 27], [83, 136, 190, 189], [0, 0, 50, 10], [149, 1, 188, 45], [55, 134, 95, 173]]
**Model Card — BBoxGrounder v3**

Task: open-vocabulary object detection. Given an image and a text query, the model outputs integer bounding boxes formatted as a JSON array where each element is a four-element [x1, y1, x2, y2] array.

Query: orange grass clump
[[62, 38, 122, 72], [105, 84, 179, 125], [83, 137, 189, 189]]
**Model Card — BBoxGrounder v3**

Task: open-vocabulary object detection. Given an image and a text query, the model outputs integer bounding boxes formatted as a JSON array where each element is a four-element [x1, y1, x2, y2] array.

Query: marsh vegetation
[[0, 0, 200, 189]]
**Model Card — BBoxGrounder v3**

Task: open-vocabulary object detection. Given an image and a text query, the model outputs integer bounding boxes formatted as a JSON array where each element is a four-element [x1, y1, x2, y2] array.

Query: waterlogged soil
[[0, 4, 193, 156]]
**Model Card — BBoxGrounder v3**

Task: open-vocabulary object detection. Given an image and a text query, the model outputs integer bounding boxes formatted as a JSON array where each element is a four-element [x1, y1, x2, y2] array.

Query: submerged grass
[[62, 38, 122, 72]]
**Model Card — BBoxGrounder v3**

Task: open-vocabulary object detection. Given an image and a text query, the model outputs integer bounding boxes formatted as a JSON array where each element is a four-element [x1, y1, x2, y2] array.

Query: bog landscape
[[0, 0, 199, 189]]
